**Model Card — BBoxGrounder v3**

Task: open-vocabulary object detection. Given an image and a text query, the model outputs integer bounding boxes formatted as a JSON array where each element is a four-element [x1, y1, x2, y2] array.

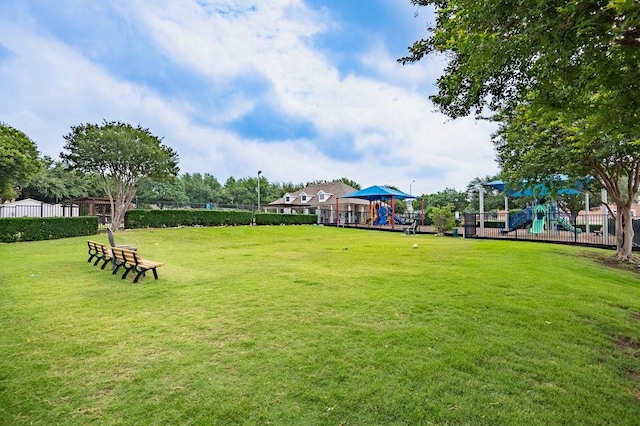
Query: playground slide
[[530, 205, 546, 234], [557, 217, 582, 233], [530, 218, 545, 234], [393, 214, 406, 225], [508, 209, 532, 231], [375, 214, 388, 226]]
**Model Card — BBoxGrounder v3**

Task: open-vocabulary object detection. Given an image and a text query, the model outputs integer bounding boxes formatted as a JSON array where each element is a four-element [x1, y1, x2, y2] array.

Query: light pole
[[408, 180, 415, 213], [257, 170, 262, 212]]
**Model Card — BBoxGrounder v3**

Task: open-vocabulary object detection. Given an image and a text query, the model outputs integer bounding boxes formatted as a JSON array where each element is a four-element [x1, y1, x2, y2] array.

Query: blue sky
[[0, 0, 498, 195]]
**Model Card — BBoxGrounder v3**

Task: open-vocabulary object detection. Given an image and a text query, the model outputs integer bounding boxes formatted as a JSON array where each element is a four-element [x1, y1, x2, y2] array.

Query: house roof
[[269, 181, 370, 207], [2, 198, 48, 206]]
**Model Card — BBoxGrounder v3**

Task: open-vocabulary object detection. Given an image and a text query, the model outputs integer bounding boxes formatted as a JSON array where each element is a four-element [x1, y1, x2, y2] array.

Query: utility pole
[[257, 170, 262, 212]]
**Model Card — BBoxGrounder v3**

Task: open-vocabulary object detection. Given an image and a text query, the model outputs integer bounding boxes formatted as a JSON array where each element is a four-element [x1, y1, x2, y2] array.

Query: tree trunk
[[614, 203, 637, 262], [111, 200, 127, 231], [106, 180, 136, 231]]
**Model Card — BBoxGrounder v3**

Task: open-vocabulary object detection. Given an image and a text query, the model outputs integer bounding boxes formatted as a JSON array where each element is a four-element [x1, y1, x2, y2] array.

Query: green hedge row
[[0, 217, 98, 243], [576, 224, 603, 232], [480, 220, 506, 229], [125, 210, 253, 228], [255, 213, 317, 225]]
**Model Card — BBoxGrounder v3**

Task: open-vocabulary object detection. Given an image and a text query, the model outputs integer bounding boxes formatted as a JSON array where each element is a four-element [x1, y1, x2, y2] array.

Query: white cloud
[[0, 0, 499, 196]]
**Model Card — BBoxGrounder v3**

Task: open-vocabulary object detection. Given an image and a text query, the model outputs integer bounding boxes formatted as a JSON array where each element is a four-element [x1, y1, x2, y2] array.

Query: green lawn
[[0, 226, 639, 425]]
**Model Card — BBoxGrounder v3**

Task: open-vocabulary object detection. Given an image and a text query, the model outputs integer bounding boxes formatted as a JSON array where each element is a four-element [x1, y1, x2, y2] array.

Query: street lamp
[[257, 170, 262, 212], [408, 180, 416, 213]]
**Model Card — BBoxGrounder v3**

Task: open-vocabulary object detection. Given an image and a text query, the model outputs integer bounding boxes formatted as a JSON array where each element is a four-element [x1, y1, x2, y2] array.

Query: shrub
[[422, 207, 435, 226], [428, 205, 456, 235], [0, 217, 98, 243], [124, 210, 253, 229], [255, 213, 317, 225], [576, 224, 603, 233]]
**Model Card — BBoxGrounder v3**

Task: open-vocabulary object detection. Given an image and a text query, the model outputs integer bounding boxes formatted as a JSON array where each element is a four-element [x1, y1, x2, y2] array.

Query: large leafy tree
[[494, 99, 640, 258], [20, 156, 105, 203], [181, 173, 224, 204], [418, 187, 469, 212], [135, 177, 188, 208], [338, 177, 361, 190], [61, 121, 179, 230], [401, 0, 640, 261], [0, 123, 41, 202], [464, 175, 523, 213]]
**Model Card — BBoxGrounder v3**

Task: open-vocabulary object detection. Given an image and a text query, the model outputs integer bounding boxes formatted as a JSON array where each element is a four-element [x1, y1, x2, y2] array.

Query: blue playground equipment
[[373, 206, 389, 226], [509, 203, 582, 234], [486, 177, 587, 234], [393, 214, 406, 225], [372, 206, 407, 226], [507, 207, 533, 231]]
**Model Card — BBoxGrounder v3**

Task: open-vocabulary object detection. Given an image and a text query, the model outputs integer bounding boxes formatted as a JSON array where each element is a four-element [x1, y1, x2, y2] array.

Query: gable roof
[[2, 198, 48, 206], [269, 181, 370, 207]]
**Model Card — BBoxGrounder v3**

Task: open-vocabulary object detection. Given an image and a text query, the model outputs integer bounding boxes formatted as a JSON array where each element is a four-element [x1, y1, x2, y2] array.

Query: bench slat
[[111, 247, 163, 283], [87, 241, 113, 269]]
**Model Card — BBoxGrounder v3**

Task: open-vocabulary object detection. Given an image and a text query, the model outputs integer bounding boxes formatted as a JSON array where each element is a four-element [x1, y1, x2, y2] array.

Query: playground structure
[[371, 203, 407, 226], [462, 210, 620, 249], [481, 178, 594, 236], [339, 185, 418, 231], [461, 177, 631, 248], [505, 202, 582, 235]]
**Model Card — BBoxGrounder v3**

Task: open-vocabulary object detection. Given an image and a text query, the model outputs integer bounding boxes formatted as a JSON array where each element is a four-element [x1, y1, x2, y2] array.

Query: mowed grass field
[[0, 225, 639, 425]]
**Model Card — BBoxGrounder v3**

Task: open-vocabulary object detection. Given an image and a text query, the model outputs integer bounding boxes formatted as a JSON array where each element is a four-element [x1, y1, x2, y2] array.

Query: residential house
[[267, 181, 370, 224]]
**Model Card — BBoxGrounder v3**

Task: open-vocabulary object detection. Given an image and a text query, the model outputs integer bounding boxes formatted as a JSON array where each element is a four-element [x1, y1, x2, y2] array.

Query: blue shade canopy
[[485, 180, 583, 197], [341, 185, 416, 201], [485, 180, 507, 191]]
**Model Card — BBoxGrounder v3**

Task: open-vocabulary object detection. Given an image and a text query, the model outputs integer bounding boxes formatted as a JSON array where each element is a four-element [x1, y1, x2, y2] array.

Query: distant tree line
[[0, 121, 610, 229]]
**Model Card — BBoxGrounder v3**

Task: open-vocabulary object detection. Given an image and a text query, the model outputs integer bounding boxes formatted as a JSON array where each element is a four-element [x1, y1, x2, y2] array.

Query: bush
[[428, 205, 455, 235], [255, 213, 317, 225], [422, 208, 435, 226], [483, 221, 507, 229], [576, 224, 603, 233], [0, 217, 98, 243], [124, 210, 253, 229]]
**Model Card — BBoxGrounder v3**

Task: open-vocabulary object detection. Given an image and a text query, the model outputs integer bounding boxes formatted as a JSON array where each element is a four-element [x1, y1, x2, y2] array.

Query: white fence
[[0, 202, 79, 218]]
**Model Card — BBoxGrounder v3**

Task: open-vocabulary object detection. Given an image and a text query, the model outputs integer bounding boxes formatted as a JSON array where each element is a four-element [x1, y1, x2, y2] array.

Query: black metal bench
[[87, 240, 114, 269]]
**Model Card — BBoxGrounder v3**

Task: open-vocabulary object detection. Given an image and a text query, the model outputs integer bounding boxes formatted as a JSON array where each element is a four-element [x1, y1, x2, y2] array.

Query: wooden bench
[[87, 240, 114, 269], [111, 247, 164, 283]]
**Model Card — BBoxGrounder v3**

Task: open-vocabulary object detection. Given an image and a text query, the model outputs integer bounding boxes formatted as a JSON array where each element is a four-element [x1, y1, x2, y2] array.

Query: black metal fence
[[135, 201, 256, 211], [317, 208, 422, 227], [462, 212, 625, 248]]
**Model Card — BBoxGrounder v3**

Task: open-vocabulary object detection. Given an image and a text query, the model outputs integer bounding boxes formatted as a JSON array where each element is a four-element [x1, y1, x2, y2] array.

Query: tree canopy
[[20, 156, 104, 203], [61, 121, 179, 230], [400, 0, 639, 120], [0, 123, 41, 202], [401, 0, 640, 260]]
